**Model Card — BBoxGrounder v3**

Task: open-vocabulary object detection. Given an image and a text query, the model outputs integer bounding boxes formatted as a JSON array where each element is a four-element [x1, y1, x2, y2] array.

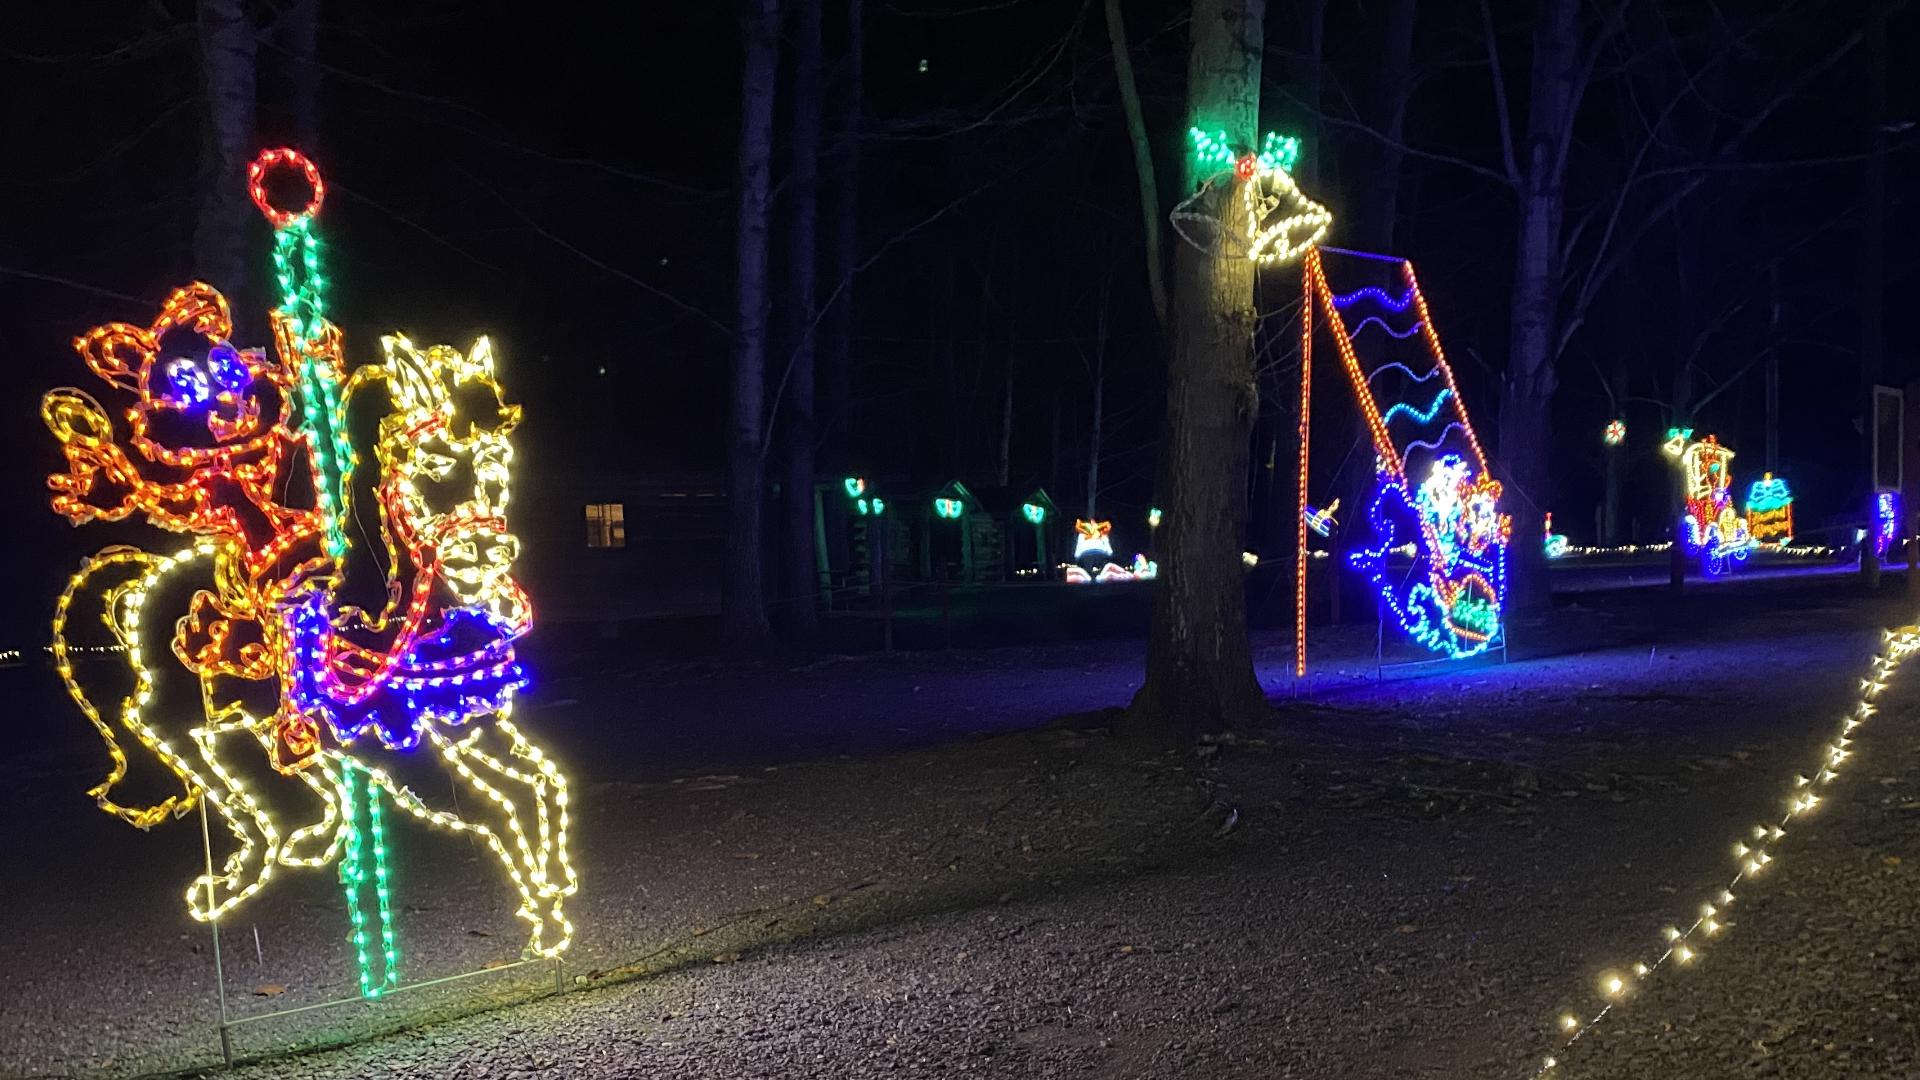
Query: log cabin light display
[[42, 149, 578, 998]]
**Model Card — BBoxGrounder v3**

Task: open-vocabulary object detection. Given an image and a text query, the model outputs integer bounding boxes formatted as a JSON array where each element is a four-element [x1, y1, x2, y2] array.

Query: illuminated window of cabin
[[586, 503, 626, 548]]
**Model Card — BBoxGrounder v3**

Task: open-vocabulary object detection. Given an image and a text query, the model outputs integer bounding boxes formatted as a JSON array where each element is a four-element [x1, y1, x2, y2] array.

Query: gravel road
[[2, 576, 1916, 1079]]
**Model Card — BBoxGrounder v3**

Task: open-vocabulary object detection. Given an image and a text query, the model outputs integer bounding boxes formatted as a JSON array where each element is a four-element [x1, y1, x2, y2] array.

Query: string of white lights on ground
[[0, 644, 128, 658], [1534, 622, 1920, 1075], [1548, 540, 1837, 558]]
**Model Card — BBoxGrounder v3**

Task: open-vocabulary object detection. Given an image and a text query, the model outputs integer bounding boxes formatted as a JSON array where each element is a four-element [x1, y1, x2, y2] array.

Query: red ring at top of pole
[[248, 148, 325, 229]]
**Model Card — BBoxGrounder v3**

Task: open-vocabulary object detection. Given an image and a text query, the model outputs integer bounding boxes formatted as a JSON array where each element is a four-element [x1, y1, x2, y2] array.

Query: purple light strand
[[1347, 316, 1425, 340], [1400, 423, 1469, 459], [1367, 361, 1444, 385]]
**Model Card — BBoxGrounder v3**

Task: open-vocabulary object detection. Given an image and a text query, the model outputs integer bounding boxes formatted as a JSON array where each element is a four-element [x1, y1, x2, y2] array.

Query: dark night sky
[[2, 1, 1916, 639]]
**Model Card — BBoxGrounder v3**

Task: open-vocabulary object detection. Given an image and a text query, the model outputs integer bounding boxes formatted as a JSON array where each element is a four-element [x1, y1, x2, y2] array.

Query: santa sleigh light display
[[1175, 128, 1512, 676], [1294, 248, 1511, 672]]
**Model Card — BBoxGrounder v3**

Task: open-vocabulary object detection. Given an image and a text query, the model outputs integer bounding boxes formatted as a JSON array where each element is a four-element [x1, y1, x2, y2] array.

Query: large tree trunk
[[1497, 0, 1580, 611], [1049, 383, 1063, 496], [937, 258, 961, 472], [780, 0, 824, 640], [725, 0, 782, 647], [1602, 356, 1626, 544], [822, 0, 863, 463], [1667, 339, 1692, 588], [1765, 262, 1781, 472], [194, 0, 256, 313], [1602, 440, 1622, 544], [1086, 265, 1113, 518], [1124, 0, 1268, 743], [997, 357, 1014, 487], [982, 260, 1007, 486], [1086, 347, 1103, 518]]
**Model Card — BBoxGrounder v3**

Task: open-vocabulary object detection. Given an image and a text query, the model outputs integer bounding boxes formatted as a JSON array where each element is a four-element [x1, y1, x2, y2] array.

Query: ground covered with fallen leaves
[[2, 574, 1916, 1078]]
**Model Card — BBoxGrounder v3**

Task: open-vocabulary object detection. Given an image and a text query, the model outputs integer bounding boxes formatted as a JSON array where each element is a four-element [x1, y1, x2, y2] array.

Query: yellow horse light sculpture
[[44, 150, 578, 998]]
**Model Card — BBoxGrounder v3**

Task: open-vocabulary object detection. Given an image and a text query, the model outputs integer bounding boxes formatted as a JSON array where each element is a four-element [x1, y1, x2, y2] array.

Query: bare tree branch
[[0, 18, 185, 64], [1585, 353, 1619, 413], [765, 147, 1054, 443], [1268, 89, 1519, 188], [874, 0, 1089, 142], [256, 39, 715, 198], [453, 167, 733, 336], [1477, 0, 1521, 186], [0, 265, 149, 303], [1104, 0, 1168, 327], [1634, 139, 1920, 179], [1551, 0, 1630, 185], [885, 0, 1039, 17], [1689, 352, 1770, 414], [1678, 294, 1751, 376], [1555, 1, 1808, 334], [1557, 14, 1873, 359]]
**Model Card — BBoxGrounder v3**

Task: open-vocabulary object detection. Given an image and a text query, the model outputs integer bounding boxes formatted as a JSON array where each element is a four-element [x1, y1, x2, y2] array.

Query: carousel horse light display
[[43, 149, 576, 995]]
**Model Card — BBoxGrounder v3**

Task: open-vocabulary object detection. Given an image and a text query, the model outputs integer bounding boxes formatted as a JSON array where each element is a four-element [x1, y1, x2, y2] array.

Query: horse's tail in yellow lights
[[51, 545, 205, 829]]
